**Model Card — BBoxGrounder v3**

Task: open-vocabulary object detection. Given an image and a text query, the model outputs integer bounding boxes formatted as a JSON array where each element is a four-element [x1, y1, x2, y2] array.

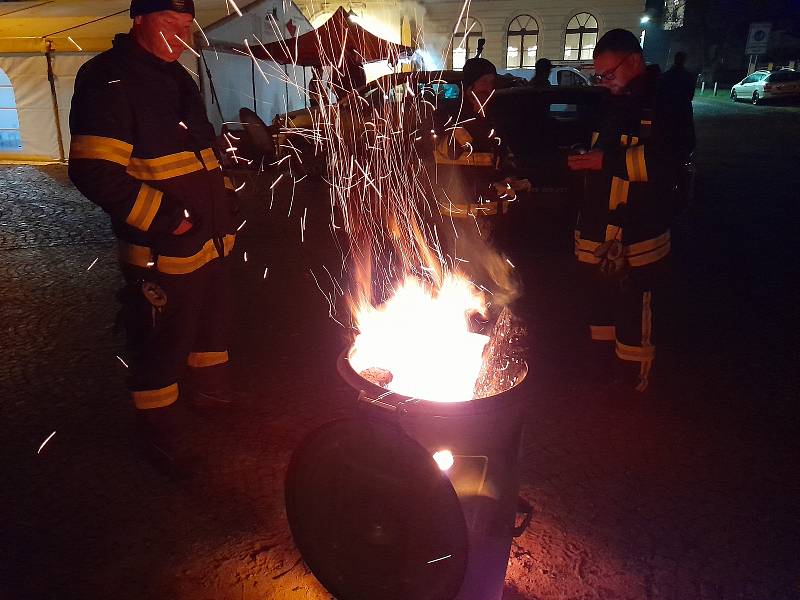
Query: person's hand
[[508, 178, 532, 192], [453, 126, 473, 147], [567, 150, 604, 171], [172, 218, 193, 235]]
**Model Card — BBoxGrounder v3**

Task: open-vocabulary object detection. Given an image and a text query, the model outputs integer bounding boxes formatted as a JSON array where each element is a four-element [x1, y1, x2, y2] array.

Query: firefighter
[[432, 56, 529, 292], [567, 29, 695, 392], [68, 0, 239, 472]]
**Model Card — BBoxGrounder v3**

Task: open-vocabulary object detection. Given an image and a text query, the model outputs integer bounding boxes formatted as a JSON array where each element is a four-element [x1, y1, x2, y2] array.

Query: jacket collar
[[113, 32, 174, 71]]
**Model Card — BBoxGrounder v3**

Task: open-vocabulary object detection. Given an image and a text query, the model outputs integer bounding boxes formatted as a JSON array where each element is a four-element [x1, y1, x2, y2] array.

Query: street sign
[[745, 22, 771, 55]]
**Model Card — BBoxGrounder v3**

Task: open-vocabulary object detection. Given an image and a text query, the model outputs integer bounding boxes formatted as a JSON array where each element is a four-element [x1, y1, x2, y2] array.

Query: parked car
[[730, 69, 800, 105], [498, 66, 590, 88], [273, 70, 604, 179]]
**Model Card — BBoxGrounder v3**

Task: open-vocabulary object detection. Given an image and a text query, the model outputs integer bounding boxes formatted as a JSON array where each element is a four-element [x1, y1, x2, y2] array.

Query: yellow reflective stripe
[[609, 176, 630, 210], [69, 135, 132, 166], [119, 234, 236, 274], [590, 325, 616, 341], [605, 224, 622, 241], [576, 251, 601, 264], [574, 232, 601, 262], [590, 131, 600, 148], [132, 383, 178, 409], [200, 147, 220, 170], [626, 230, 670, 256], [640, 119, 653, 126], [126, 183, 163, 232], [631, 136, 639, 146], [127, 151, 204, 181], [435, 151, 496, 167], [627, 241, 670, 266], [187, 351, 229, 368], [625, 145, 648, 182], [620, 134, 629, 146], [641, 291, 653, 347], [616, 340, 656, 362], [223, 176, 235, 191]]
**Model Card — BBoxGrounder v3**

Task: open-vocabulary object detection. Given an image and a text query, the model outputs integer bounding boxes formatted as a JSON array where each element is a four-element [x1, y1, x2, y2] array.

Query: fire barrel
[[284, 348, 532, 600]]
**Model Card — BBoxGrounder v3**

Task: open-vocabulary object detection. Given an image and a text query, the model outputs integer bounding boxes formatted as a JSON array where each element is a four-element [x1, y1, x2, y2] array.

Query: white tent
[[0, 0, 311, 163]]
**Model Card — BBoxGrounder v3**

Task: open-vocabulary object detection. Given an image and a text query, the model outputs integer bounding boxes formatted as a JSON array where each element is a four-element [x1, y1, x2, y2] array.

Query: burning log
[[358, 367, 394, 387], [473, 307, 528, 398]]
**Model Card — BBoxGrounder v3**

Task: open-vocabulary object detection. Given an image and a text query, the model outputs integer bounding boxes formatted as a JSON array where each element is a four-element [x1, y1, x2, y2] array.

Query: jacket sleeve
[[68, 66, 184, 234]]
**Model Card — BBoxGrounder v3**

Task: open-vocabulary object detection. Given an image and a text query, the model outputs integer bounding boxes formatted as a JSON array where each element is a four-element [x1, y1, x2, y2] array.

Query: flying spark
[[159, 31, 173, 53], [37, 431, 57, 455], [86, 257, 98, 271], [67, 36, 82, 51], [116, 355, 129, 368]]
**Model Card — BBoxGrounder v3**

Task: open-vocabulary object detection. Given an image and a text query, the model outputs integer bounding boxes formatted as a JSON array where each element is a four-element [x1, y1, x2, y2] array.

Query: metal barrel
[[337, 349, 530, 600]]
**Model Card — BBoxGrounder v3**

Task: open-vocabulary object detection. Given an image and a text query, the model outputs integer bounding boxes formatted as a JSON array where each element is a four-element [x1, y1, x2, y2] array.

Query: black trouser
[[579, 260, 664, 391], [119, 257, 231, 410]]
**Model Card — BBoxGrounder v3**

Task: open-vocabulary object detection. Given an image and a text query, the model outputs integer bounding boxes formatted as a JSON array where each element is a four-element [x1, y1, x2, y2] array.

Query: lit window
[[0, 69, 21, 152], [452, 16, 483, 70], [507, 15, 539, 69], [564, 13, 598, 61]]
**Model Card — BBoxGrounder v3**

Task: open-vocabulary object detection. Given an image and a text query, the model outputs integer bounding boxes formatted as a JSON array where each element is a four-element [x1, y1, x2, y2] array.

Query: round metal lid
[[285, 417, 469, 600]]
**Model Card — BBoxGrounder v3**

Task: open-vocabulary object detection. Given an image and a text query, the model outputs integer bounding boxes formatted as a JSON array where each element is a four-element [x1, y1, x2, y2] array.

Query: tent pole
[[251, 59, 257, 113], [45, 45, 66, 162]]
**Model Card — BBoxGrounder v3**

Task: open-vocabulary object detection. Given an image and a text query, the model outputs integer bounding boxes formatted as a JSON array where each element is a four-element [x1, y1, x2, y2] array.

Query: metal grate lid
[[285, 417, 469, 600]]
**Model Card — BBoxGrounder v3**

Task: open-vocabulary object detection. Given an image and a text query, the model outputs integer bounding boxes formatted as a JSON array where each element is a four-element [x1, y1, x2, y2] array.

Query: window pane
[[507, 36, 521, 69], [0, 107, 19, 129], [564, 33, 580, 60], [523, 37, 538, 67], [580, 32, 597, 59], [585, 14, 598, 29], [0, 130, 22, 151], [567, 15, 580, 29], [453, 46, 466, 70], [0, 87, 16, 108]]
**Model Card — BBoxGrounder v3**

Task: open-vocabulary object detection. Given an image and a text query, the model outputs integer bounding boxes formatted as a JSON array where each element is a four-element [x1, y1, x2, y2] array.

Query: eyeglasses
[[590, 54, 632, 85]]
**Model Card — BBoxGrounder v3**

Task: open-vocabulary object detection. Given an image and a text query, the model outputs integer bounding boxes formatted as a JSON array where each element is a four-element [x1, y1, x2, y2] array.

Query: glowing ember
[[350, 274, 489, 402]]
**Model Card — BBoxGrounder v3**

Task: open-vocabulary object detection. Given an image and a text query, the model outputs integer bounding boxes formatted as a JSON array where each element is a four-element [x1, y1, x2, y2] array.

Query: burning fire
[[349, 273, 489, 402]]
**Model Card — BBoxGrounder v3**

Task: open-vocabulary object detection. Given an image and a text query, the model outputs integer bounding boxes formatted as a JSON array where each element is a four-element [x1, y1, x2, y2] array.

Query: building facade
[[295, 0, 645, 73]]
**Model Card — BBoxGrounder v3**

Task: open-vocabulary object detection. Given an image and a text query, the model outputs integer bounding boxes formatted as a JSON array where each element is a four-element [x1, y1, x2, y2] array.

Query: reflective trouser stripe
[[126, 183, 163, 231], [591, 131, 600, 148], [590, 325, 616, 341], [69, 135, 133, 166], [625, 145, 648, 182], [132, 383, 179, 409], [616, 340, 656, 361], [187, 351, 229, 368]]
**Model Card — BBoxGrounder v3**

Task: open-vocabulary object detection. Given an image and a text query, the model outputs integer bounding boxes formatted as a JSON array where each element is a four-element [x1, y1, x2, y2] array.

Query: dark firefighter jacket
[[432, 98, 511, 219], [69, 33, 237, 275], [575, 65, 694, 269]]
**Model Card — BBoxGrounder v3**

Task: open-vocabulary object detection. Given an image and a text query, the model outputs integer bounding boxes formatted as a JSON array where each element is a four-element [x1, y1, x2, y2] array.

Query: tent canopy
[[246, 6, 412, 67], [0, 0, 262, 53]]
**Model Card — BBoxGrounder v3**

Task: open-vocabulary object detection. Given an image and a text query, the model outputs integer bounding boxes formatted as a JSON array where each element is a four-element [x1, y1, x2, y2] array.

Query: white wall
[[296, 0, 644, 70]]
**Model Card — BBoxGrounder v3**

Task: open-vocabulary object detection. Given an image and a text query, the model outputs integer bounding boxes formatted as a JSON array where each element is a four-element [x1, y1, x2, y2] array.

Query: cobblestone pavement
[[2, 98, 799, 600]]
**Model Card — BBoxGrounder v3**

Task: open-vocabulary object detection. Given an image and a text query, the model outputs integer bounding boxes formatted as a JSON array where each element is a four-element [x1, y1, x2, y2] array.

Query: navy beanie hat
[[130, 0, 196, 18], [462, 57, 496, 90]]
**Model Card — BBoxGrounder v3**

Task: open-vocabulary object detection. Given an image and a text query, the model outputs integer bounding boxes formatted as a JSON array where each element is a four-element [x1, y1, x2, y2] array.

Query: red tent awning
[[249, 7, 412, 67]]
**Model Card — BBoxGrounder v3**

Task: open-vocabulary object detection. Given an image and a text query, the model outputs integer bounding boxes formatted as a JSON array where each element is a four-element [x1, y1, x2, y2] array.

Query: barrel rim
[[337, 347, 529, 416]]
